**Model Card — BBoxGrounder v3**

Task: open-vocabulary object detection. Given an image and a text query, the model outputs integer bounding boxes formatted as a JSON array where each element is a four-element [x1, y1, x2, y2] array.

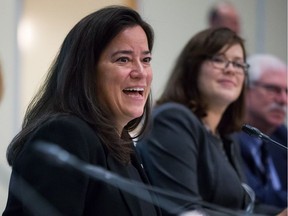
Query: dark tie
[[258, 142, 281, 190]]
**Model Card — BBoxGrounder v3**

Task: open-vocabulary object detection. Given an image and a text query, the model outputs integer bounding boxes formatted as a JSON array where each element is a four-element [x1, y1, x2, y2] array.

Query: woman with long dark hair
[[3, 5, 160, 216]]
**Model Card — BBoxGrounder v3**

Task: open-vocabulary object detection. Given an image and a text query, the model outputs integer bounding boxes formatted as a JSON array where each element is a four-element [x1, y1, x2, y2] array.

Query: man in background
[[235, 54, 287, 210], [208, 1, 241, 34]]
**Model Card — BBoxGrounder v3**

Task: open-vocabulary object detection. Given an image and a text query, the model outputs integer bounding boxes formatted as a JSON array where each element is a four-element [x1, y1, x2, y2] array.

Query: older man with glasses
[[234, 54, 287, 212]]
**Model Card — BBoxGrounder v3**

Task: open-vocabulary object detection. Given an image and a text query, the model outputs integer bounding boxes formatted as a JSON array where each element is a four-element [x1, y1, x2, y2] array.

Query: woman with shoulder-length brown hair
[[137, 27, 253, 215], [157, 27, 247, 135]]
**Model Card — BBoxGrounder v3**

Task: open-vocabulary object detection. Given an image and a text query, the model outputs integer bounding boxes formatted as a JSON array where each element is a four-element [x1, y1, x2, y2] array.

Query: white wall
[[0, 0, 21, 211], [0, 0, 287, 212]]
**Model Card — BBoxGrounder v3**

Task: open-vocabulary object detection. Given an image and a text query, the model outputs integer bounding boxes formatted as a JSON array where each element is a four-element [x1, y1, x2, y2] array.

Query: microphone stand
[[242, 124, 287, 150], [35, 141, 267, 216]]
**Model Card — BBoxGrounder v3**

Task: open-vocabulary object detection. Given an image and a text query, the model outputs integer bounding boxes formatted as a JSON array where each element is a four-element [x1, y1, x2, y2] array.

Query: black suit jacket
[[3, 115, 160, 216], [137, 103, 252, 216], [270, 125, 287, 190]]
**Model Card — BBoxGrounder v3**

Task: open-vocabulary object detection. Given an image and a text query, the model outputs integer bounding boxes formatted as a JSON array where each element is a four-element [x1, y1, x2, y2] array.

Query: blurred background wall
[[0, 0, 286, 211]]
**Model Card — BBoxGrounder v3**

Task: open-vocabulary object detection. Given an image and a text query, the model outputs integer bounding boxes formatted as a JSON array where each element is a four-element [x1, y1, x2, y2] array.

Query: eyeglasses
[[252, 82, 288, 96], [209, 55, 249, 75]]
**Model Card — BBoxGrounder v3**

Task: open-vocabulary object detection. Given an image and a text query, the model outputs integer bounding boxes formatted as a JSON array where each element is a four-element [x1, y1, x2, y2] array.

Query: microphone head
[[241, 124, 287, 149], [241, 124, 261, 137]]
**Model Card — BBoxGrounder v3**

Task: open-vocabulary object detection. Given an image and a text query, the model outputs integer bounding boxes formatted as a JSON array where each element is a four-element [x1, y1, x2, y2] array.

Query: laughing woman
[[3, 6, 160, 216]]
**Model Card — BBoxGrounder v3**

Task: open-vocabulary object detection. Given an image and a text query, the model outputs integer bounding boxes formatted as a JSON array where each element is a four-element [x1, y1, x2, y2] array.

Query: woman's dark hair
[[7, 5, 154, 165], [157, 27, 246, 135]]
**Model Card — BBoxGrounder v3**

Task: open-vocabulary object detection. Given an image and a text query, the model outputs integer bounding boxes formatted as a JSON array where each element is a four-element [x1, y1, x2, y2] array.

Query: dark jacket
[[137, 102, 252, 216], [3, 115, 161, 216], [270, 125, 287, 190], [234, 124, 287, 210]]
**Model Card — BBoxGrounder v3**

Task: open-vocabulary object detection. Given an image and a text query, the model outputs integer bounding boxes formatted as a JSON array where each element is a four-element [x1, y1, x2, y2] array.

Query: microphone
[[34, 141, 186, 215], [241, 124, 288, 150], [34, 141, 267, 216]]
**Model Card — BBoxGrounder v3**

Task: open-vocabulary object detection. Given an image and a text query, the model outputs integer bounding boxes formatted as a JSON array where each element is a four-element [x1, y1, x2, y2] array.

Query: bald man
[[208, 1, 241, 34]]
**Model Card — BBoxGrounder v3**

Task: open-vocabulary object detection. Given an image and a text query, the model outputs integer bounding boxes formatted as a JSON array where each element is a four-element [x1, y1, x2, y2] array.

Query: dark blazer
[[270, 125, 287, 190], [137, 103, 252, 216], [3, 115, 161, 216]]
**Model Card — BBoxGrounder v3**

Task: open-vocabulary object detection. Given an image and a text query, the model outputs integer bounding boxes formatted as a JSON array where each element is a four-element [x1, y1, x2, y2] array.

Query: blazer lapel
[[131, 145, 150, 184], [107, 154, 142, 216], [130, 151, 163, 216]]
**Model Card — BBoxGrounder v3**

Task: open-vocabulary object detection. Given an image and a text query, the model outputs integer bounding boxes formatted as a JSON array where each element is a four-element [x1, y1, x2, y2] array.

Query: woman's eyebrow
[[112, 50, 151, 57]]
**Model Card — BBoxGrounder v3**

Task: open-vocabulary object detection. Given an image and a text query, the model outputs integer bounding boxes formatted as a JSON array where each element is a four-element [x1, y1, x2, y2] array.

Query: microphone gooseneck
[[241, 124, 288, 150], [34, 141, 267, 216]]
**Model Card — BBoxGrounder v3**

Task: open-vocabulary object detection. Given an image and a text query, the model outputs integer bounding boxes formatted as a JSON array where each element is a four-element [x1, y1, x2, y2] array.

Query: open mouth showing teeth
[[123, 88, 144, 96]]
